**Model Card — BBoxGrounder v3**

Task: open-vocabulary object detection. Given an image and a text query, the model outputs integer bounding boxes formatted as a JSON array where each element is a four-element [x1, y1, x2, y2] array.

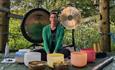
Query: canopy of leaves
[[9, 0, 115, 50]]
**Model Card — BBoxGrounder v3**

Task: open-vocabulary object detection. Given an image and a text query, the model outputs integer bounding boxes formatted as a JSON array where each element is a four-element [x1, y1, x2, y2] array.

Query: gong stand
[[71, 29, 81, 51], [60, 6, 81, 51], [65, 29, 77, 51], [72, 29, 76, 51]]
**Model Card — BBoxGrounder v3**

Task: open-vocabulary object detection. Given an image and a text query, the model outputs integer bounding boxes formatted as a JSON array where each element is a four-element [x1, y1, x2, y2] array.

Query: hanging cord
[[99, 32, 115, 42], [109, 32, 115, 42]]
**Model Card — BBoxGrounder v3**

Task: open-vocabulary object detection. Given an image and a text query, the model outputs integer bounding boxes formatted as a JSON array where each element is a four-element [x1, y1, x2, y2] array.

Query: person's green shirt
[[42, 24, 64, 53]]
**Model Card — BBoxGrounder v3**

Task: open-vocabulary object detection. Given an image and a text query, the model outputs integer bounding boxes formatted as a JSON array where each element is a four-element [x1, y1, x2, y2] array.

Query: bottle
[[4, 43, 9, 58]]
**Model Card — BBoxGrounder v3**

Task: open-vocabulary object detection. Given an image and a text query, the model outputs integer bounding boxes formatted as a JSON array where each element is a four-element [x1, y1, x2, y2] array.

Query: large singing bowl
[[21, 8, 50, 44]]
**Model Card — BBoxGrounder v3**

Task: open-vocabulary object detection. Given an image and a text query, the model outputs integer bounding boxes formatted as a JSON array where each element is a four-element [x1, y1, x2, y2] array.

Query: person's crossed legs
[[35, 47, 70, 61]]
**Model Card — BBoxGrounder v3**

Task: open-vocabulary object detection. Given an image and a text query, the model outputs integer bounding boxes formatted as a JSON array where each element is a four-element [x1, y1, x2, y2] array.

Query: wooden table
[[0, 53, 114, 70]]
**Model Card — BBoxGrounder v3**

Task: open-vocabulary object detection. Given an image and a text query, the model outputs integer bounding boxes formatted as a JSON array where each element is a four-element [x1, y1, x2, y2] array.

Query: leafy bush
[[63, 21, 100, 49], [8, 0, 115, 51], [9, 18, 31, 50]]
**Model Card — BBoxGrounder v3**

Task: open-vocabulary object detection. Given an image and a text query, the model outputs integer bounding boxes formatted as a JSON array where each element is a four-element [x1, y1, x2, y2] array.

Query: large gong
[[21, 8, 50, 44], [60, 6, 81, 51], [60, 6, 81, 29]]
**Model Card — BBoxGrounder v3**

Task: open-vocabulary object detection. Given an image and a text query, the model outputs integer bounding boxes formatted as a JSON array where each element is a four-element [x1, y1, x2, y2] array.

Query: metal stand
[[27, 43, 43, 50], [64, 29, 77, 51], [72, 29, 76, 51]]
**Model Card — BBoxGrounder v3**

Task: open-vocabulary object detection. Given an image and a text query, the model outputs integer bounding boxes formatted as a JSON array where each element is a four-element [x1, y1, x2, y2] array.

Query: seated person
[[37, 10, 70, 61]]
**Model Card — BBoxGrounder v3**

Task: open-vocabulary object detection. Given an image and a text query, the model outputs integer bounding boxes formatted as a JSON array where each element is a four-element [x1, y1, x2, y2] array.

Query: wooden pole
[[0, 0, 10, 52], [99, 0, 111, 52]]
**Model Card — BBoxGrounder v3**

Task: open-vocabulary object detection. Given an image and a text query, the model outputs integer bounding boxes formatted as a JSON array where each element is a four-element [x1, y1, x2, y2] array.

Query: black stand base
[[96, 52, 107, 58]]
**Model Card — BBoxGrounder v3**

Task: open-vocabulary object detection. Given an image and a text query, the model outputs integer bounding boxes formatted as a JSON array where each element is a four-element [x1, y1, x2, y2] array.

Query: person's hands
[[47, 51, 50, 54], [53, 51, 56, 53]]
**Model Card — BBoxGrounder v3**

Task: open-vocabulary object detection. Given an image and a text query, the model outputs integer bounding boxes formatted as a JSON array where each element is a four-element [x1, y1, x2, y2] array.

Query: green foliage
[[9, 18, 31, 50], [73, 0, 97, 17], [9, 0, 36, 50], [43, 0, 69, 12], [110, 7, 115, 22], [9, 0, 115, 51], [64, 21, 100, 49]]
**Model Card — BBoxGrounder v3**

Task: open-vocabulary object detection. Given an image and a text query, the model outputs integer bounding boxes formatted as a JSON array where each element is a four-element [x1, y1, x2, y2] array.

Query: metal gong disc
[[60, 6, 81, 29], [21, 8, 50, 44]]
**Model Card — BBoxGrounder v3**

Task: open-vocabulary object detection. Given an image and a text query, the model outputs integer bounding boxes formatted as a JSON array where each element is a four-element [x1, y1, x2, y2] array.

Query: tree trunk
[[99, 0, 111, 52], [0, 0, 10, 52]]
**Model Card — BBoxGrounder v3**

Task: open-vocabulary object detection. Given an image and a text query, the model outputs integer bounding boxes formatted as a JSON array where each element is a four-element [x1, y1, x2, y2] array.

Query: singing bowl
[[47, 53, 64, 68], [21, 8, 50, 44], [71, 52, 87, 67], [24, 52, 41, 66], [60, 6, 81, 29], [81, 48, 96, 62], [54, 61, 69, 70], [28, 61, 47, 70]]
